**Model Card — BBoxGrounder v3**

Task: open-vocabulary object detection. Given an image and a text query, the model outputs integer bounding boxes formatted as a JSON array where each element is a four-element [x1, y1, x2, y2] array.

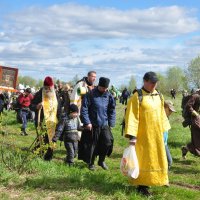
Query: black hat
[[143, 71, 158, 83], [98, 77, 110, 88], [69, 104, 79, 113], [25, 88, 31, 93]]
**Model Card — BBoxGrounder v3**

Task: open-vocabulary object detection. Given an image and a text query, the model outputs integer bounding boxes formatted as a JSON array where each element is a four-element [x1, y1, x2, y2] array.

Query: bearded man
[[31, 76, 61, 161], [70, 71, 96, 111]]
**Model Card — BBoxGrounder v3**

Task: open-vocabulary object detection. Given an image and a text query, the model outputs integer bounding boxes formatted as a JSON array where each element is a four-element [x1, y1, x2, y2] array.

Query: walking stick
[[35, 108, 44, 156]]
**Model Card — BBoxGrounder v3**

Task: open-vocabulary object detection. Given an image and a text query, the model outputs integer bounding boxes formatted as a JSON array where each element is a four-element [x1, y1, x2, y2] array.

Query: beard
[[43, 88, 55, 98]]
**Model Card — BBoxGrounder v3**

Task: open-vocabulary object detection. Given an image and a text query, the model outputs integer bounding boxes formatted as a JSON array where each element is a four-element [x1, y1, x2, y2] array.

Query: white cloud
[[185, 36, 200, 46], [0, 3, 200, 86], [3, 4, 199, 40]]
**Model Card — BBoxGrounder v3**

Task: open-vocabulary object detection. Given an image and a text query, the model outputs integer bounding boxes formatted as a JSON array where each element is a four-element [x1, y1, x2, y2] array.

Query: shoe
[[88, 164, 95, 171], [44, 155, 53, 161], [67, 162, 74, 167], [20, 131, 25, 136], [165, 184, 170, 187], [137, 186, 152, 197], [24, 131, 28, 136], [20, 128, 28, 136], [44, 148, 53, 161], [181, 146, 188, 159], [20, 131, 28, 136], [98, 161, 108, 170]]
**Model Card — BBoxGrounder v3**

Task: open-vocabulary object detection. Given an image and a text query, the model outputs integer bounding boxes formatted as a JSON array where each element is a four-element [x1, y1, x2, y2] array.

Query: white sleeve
[[70, 82, 82, 105]]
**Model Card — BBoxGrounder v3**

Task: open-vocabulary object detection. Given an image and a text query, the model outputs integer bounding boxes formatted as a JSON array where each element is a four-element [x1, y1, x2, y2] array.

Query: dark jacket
[[53, 115, 81, 142], [186, 93, 200, 129], [60, 90, 70, 114], [122, 89, 130, 98], [81, 87, 116, 127]]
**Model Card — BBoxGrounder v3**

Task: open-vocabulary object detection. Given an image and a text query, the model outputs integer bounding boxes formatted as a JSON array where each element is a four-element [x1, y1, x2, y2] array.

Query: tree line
[[121, 56, 200, 94], [17, 56, 200, 94]]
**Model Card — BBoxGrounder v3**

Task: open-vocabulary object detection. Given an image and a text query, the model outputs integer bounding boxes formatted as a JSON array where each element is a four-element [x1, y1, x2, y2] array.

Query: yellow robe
[[125, 89, 170, 186], [42, 90, 58, 143]]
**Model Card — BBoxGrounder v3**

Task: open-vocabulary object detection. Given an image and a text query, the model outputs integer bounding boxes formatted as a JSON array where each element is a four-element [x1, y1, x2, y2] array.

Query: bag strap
[[136, 89, 143, 104], [136, 89, 163, 104]]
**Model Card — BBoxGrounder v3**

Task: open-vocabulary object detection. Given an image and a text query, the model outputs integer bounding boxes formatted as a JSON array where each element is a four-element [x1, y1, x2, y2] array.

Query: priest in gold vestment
[[125, 72, 170, 196], [31, 76, 61, 161]]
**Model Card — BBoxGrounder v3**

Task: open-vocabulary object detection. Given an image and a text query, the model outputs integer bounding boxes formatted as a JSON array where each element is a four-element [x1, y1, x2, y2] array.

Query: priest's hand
[[129, 138, 136, 146], [36, 103, 43, 110], [85, 124, 92, 131]]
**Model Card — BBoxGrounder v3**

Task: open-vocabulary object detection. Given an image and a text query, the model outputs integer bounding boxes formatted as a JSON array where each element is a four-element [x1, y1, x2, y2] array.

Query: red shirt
[[18, 94, 31, 108]]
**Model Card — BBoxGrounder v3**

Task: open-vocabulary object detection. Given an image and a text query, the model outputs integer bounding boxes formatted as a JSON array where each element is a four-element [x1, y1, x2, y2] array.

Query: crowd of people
[[0, 71, 199, 197]]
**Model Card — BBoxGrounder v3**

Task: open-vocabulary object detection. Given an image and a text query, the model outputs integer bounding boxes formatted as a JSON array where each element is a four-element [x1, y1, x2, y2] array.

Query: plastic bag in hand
[[120, 145, 139, 179]]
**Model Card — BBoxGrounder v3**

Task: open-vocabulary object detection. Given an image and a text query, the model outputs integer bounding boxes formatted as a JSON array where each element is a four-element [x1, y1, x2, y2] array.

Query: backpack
[[181, 95, 192, 127], [121, 89, 163, 136]]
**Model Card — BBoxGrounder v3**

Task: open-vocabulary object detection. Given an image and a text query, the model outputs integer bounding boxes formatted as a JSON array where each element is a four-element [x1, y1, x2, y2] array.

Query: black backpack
[[121, 89, 163, 136]]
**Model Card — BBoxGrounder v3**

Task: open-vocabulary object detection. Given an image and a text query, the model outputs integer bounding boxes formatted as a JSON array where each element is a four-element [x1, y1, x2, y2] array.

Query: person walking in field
[[164, 100, 176, 169], [121, 88, 130, 105], [53, 104, 82, 166], [70, 71, 96, 111], [60, 83, 71, 114], [18, 88, 33, 136], [170, 89, 176, 99], [30, 76, 61, 161], [124, 71, 170, 196], [181, 89, 200, 159], [79, 77, 116, 170]]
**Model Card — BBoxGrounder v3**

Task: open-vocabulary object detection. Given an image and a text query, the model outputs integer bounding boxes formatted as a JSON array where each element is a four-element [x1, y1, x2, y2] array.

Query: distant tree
[[56, 79, 61, 85], [70, 74, 80, 86], [186, 56, 200, 88], [181, 73, 189, 91], [17, 75, 69, 90], [53, 77, 57, 85], [166, 67, 187, 92], [156, 73, 167, 93], [36, 79, 43, 89], [127, 75, 136, 92], [118, 84, 128, 91], [18, 76, 37, 87]]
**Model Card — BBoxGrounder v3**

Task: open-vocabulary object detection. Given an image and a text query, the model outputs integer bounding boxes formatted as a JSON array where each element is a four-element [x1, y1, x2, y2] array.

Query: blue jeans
[[165, 144, 172, 168], [20, 109, 29, 129]]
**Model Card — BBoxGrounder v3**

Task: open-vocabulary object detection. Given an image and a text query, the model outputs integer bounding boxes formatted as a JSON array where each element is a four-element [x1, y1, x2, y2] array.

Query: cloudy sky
[[0, 0, 200, 87]]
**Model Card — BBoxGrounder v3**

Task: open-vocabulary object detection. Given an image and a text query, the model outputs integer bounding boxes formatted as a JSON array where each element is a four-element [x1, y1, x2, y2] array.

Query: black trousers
[[78, 126, 113, 164]]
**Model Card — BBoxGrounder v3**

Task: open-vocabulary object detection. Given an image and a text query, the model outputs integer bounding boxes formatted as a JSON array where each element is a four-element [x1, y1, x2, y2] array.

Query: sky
[[0, 0, 200, 87]]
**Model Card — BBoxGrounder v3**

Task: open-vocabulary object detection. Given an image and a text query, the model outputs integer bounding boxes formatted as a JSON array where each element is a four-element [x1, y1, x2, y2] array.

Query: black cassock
[[78, 125, 114, 164]]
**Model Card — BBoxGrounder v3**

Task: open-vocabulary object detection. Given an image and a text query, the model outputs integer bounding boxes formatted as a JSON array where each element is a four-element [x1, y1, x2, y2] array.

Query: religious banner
[[0, 66, 18, 92]]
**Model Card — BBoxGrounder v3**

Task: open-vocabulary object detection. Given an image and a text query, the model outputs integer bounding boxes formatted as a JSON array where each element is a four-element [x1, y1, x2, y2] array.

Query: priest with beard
[[31, 76, 61, 161]]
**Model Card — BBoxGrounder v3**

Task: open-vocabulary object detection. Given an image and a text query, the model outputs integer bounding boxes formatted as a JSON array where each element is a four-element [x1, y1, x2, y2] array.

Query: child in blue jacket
[[53, 104, 82, 166]]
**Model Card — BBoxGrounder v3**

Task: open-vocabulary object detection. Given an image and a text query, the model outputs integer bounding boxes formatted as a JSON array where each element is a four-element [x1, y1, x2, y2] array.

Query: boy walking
[[53, 104, 82, 166], [164, 100, 176, 168]]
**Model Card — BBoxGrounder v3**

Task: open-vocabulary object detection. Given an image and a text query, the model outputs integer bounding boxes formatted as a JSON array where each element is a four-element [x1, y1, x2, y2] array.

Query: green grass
[[0, 94, 200, 200]]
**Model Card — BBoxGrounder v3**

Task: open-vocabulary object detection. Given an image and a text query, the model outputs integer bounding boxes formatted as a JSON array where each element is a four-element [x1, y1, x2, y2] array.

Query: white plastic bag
[[120, 145, 139, 179]]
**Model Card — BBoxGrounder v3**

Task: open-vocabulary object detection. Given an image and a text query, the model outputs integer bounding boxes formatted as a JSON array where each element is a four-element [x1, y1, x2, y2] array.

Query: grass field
[[0, 94, 200, 200]]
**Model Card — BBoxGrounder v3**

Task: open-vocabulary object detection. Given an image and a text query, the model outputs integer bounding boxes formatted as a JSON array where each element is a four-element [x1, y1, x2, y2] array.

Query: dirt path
[[171, 182, 200, 191]]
